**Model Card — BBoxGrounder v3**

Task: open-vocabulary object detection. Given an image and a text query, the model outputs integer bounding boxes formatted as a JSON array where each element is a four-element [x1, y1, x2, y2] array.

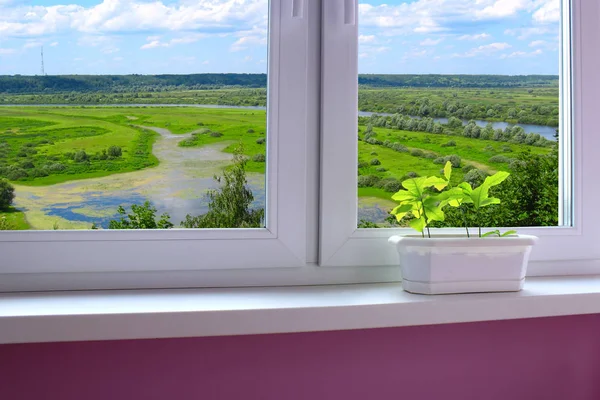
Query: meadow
[[0, 79, 558, 229]]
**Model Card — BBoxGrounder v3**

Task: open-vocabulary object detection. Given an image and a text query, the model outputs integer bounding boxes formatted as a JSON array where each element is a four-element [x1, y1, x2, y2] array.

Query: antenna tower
[[41, 46, 45, 76]]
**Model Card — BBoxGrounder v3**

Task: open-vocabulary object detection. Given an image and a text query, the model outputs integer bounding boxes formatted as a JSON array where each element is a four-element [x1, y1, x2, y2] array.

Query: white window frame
[[0, 0, 317, 290], [319, 0, 600, 275], [2, 0, 599, 292]]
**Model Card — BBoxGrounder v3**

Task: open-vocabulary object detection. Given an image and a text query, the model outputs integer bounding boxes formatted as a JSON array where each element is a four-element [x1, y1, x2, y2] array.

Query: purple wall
[[2, 314, 600, 400]]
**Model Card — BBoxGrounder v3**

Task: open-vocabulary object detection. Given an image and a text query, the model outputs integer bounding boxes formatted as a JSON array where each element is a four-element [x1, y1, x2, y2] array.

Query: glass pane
[[357, 0, 564, 231], [0, 0, 268, 230]]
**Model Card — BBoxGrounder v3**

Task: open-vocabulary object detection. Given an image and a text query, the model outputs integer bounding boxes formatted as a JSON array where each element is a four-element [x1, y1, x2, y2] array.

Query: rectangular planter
[[388, 235, 538, 295]]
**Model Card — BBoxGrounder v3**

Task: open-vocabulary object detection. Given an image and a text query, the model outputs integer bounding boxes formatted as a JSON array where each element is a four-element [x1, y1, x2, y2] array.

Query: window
[[320, 0, 600, 272], [0, 0, 316, 289], [2, 0, 600, 292]]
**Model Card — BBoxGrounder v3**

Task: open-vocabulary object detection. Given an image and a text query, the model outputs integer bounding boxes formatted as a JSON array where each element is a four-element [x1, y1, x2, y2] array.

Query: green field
[[0, 82, 558, 230], [0, 106, 268, 187]]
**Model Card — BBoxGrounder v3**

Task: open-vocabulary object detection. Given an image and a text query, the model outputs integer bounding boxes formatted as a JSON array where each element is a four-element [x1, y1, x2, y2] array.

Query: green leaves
[[390, 160, 513, 238]]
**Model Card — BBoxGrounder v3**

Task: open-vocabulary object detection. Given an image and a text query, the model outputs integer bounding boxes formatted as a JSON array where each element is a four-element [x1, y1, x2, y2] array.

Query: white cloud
[[529, 40, 546, 47], [475, 0, 530, 19], [0, 47, 15, 55], [230, 25, 267, 51], [420, 38, 443, 46], [458, 33, 491, 41], [141, 33, 208, 50], [501, 48, 543, 58], [23, 40, 42, 49], [533, 0, 559, 23], [358, 0, 556, 37], [456, 42, 512, 57], [50, 41, 58, 47], [504, 26, 552, 39], [359, 35, 376, 44], [0, 0, 267, 38]]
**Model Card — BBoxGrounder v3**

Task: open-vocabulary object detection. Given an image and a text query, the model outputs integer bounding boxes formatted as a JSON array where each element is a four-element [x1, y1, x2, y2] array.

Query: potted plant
[[388, 162, 537, 295]]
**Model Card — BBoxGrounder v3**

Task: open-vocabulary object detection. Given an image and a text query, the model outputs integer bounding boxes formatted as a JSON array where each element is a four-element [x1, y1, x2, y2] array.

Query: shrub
[[375, 167, 387, 172], [423, 153, 437, 159], [365, 138, 382, 145], [433, 154, 461, 168], [256, 137, 266, 144], [462, 164, 476, 173], [441, 140, 456, 147], [5, 167, 28, 180], [383, 180, 402, 193], [357, 175, 380, 187], [247, 129, 255, 133], [463, 169, 489, 188], [0, 178, 15, 210], [483, 145, 496, 152], [197, 122, 205, 126], [179, 139, 196, 147], [210, 132, 223, 137], [370, 151, 378, 156], [19, 160, 35, 169], [405, 171, 419, 178], [74, 150, 89, 163], [370, 158, 381, 166], [194, 128, 211, 135], [391, 143, 408, 153], [357, 161, 369, 168], [489, 155, 511, 163], [252, 154, 266, 162], [410, 149, 424, 157], [109, 201, 173, 230], [47, 163, 66, 172], [107, 145, 123, 158], [501, 145, 513, 153]]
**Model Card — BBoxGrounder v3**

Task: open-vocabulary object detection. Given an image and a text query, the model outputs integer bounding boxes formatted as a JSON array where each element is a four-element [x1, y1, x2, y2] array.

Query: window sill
[[2, 275, 600, 344]]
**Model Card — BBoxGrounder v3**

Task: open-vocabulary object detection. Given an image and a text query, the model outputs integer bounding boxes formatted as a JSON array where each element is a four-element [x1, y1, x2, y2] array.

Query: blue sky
[[0, 0, 560, 76]]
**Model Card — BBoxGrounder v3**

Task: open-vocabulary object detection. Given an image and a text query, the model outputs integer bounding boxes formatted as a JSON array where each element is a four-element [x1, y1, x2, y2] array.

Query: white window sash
[[319, 0, 600, 274], [0, 0, 315, 283]]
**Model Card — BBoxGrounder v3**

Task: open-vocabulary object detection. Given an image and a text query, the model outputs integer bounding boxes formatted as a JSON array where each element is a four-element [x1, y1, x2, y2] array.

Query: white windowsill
[[2, 275, 600, 344]]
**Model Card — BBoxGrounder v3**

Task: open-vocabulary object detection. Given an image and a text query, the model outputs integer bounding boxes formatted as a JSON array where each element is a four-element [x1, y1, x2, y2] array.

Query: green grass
[[0, 207, 30, 230]]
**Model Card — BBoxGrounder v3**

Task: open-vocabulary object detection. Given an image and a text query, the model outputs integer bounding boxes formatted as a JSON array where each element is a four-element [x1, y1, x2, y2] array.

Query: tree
[[108, 201, 173, 229], [107, 145, 122, 158], [181, 146, 264, 228], [0, 179, 15, 210]]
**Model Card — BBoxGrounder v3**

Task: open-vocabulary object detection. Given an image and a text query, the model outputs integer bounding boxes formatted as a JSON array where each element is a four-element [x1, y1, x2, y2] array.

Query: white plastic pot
[[388, 235, 538, 295]]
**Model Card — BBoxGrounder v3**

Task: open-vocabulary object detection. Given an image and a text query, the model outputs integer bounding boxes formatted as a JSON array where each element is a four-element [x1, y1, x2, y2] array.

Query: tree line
[[0, 74, 557, 94]]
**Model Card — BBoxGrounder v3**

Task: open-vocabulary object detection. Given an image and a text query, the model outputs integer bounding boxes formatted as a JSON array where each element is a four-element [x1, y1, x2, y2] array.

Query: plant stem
[[461, 205, 470, 238], [420, 202, 431, 238]]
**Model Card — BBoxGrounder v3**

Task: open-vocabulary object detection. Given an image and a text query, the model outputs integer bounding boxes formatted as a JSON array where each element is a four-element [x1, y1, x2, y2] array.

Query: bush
[[74, 150, 89, 163], [210, 132, 223, 137], [423, 153, 437, 159], [197, 122, 205, 126], [410, 149, 424, 157], [252, 154, 266, 162], [4, 167, 28, 181], [462, 164, 476, 173], [357, 161, 369, 168], [107, 145, 123, 158], [391, 143, 408, 153], [109, 201, 173, 230], [383, 180, 402, 193], [247, 129, 255, 133], [47, 163, 66, 172], [256, 137, 266, 144], [501, 145, 513, 153], [19, 160, 35, 169], [365, 138, 382, 145], [433, 154, 461, 168], [357, 175, 380, 187], [489, 155, 511, 163], [405, 171, 419, 178], [483, 145, 496, 152], [370, 158, 381, 166], [0, 179, 15, 210], [194, 128, 212, 135], [375, 167, 387, 172], [441, 140, 456, 147], [463, 169, 489, 188], [370, 151, 378, 156]]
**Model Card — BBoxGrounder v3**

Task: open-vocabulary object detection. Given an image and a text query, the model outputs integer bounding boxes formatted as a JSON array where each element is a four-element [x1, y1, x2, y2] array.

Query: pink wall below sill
[[2, 314, 600, 400]]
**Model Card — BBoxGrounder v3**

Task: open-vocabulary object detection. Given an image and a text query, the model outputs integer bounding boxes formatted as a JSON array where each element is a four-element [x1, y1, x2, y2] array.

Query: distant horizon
[[0, 73, 560, 77]]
